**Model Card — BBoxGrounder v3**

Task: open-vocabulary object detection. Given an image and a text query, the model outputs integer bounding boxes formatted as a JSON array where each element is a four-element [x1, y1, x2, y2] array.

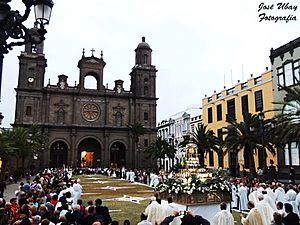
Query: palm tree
[[274, 84, 300, 144], [145, 137, 176, 168], [27, 125, 49, 159], [223, 113, 276, 178], [11, 126, 48, 172], [129, 122, 146, 148], [11, 127, 32, 170], [0, 129, 17, 180], [191, 124, 219, 167]]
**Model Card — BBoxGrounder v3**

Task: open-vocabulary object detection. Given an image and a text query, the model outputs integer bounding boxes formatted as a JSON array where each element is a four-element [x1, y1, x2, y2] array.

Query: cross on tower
[[91, 48, 95, 56]]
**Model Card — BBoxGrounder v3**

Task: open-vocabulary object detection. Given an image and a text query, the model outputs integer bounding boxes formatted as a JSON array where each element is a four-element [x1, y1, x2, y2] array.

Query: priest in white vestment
[[241, 201, 266, 225], [144, 197, 163, 225], [274, 183, 286, 203], [212, 202, 234, 225], [256, 194, 273, 225], [238, 183, 249, 211], [248, 188, 259, 206], [285, 185, 299, 215], [231, 183, 238, 208], [72, 179, 83, 206]]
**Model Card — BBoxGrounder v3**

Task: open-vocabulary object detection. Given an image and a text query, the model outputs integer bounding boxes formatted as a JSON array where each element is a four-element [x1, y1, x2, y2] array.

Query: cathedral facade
[[13, 37, 158, 169]]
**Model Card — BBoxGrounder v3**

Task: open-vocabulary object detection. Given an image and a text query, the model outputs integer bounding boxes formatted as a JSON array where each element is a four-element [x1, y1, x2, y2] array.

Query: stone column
[[70, 129, 77, 168]]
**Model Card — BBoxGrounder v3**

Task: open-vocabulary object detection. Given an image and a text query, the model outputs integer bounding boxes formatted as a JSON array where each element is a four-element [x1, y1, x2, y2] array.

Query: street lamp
[[0, 112, 3, 125], [258, 111, 267, 178], [0, 0, 54, 100]]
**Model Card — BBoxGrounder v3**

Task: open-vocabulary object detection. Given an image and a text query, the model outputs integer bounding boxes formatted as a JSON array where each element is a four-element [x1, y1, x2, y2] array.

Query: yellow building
[[202, 71, 276, 171]]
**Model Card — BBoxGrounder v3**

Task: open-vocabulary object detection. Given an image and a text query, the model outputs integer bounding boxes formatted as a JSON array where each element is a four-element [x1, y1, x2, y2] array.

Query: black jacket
[[160, 215, 210, 225], [283, 212, 300, 225]]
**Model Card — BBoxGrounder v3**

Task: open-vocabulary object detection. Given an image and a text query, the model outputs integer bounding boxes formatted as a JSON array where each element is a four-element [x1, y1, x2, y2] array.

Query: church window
[[144, 54, 148, 64], [84, 75, 97, 89], [144, 139, 149, 147], [114, 111, 123, 126], [144, 86, 148, 95], [26, 106, 32, 116], [144, 112, 148, 121], [57, 108, 65, 124]]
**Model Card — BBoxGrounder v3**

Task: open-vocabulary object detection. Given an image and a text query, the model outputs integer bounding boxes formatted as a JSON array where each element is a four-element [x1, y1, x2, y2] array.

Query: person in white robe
[[266, 185, 276, 203], [238, 183, 249, 211], [72, 179, 82, 206], [296, 186, 300, 215], [255, 194, 273, 225], [162, 197, 180, 225], [152, 174, 160, 188], [248, 188, 260, 206], [144, 197, 163, 225], [129, 170, 135, 182], [212, 202, 234, 225], [241, 201, 266, 225], [231, 183, 238, 208], [263, 193, 276, 213], [257, 183, 265, 193], [274, 183, 286, 203], [126, 170, 130, 181], [285, 185, 299, 215], [149, 173, 155, 187]]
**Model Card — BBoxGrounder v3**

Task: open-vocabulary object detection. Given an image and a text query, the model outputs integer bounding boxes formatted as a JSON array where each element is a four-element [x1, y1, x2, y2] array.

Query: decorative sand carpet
[[75, 175, 154, 225]]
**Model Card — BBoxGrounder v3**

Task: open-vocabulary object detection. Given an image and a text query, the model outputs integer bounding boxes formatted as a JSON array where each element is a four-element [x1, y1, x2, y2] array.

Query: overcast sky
[[1, 0, 300, 127]]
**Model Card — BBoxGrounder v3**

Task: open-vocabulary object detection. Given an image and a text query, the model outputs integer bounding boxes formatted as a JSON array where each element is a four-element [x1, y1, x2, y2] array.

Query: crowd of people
[[230, 177, 300, 225], [0, 166, 300, 225]]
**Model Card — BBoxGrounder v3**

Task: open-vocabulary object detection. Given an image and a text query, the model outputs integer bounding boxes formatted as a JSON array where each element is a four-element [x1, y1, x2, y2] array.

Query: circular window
[[81, 103, 100, 121]]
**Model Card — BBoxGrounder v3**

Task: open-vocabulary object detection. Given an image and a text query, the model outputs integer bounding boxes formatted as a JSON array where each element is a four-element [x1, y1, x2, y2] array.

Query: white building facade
[[157, 105, 202, 171], [270, 37, 300, 179]]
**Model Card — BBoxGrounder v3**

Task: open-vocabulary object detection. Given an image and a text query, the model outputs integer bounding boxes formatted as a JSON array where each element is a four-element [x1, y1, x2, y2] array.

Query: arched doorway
[[78, 138, 101, 168], [50, 141, 68, 168], [110, 142, 126, 167]]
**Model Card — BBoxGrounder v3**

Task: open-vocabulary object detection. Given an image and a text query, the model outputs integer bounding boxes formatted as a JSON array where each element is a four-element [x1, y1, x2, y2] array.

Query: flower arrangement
[[156, 173, 231, 195]]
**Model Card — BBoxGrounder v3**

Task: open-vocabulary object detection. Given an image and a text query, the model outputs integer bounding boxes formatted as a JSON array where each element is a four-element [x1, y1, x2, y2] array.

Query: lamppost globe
[[0, 0, 54, 100], [258, 111, 265, 121], [34, 0, 54, 26], [0, 112, 3, 125], [249, 123, 255, 133]]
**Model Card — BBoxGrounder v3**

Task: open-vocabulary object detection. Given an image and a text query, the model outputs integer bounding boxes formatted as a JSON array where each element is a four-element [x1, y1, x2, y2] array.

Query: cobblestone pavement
[[2, 179, 26, 201]]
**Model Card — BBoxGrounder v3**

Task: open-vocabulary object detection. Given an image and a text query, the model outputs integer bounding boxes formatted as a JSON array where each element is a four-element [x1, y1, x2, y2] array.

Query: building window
[[114, 111, 123, 126], [241, 95, 249, 115], [144, 112, 148, 121], [227, 99, 236, 120], [284, 142, 300, 166], [217, 104, 222, 121], [284, 62, 293, 86], [217, 128, 223, 141], [209, 150, 214, 167], [254, 76, 262, 85], [144, 86, 148, 95], [241, 82, 248, 90], [277, 60, 300, 88], [144, 54, 148, 64], [208, 96, 212, 103], [144, 139, 148, 147], [226, 87, 235, 95], [216, 93, 222, 99], [57, 108, 65, 124], [255, 90, 263, 112], [208, 107, 213, 123], [293, 60, 300, 83], [277, 67, 284, 87], [26, 106, 32, 116]]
